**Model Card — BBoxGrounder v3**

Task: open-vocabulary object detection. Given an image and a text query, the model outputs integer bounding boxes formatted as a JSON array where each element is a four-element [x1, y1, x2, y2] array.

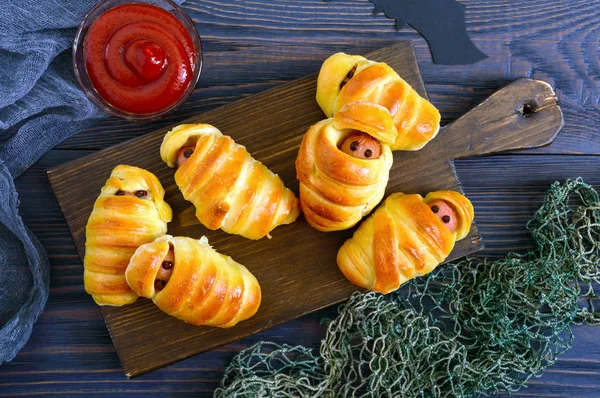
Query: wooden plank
[[3, 0, 598, 394], [47, 42, 563, 377], [59, 0, 600, 155], [4, 151, 598, 397], [62, 38, 600, 156]]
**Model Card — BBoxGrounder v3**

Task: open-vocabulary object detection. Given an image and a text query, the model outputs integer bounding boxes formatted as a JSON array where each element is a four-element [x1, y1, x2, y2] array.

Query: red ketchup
[[84, 3, 196, 114]]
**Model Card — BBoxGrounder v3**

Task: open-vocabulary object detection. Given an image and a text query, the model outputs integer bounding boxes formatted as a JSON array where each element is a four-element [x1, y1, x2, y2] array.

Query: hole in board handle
[[520, 103, 536, 118]]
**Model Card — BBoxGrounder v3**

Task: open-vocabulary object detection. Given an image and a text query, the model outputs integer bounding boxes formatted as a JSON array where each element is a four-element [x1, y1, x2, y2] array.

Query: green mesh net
[[215, 178, 600, 397]]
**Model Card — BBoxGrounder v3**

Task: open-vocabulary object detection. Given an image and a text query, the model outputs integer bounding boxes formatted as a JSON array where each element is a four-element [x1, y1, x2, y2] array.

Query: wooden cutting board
[[48, 42, 564, 378]]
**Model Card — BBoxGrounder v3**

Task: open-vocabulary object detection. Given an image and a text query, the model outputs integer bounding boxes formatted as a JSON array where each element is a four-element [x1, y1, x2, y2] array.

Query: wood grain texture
[[59, 0, 600, 155], [47, 42, 563, 378], [46, 43, 466, 378], [2, 0, 599, 395], [3, 151, 599, 397]]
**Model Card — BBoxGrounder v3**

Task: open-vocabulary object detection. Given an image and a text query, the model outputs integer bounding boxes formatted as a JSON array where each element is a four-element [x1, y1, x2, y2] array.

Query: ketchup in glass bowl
[[73, 0, 202, 121]]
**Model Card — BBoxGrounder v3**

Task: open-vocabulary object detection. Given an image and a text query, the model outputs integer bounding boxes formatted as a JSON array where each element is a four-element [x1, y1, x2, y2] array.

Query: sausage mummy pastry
[[125, 235, 261, 327], [337, 190, 474, 294], [84, 165, 172, 306], [317, 52, 441, 151], [160, 123, 300, 240], [296, 102, 397, 232]]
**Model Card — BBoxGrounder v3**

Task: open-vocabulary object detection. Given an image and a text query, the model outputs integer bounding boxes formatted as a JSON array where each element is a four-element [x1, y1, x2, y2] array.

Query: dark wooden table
[[2, 0, 599, 396]]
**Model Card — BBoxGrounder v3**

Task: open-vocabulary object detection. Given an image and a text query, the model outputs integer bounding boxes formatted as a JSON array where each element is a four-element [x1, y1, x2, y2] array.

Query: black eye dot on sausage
[[154, 279, 166, 291], [350, 141, 359, 151], [135, 190, 148, 198], [346, 66, 355, 80], [162, 261, 173, 270], [183, 148, 194, 158], [116, 190, 125, 196], [431, 205, 439, 213], [442, 215, 451, 223], [339, 65, 357, 89], [364, 149, 373, 158]]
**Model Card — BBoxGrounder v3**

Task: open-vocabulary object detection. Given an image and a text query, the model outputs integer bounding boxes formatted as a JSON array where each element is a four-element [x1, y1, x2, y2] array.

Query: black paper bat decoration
[[369, 0, 488, 65]]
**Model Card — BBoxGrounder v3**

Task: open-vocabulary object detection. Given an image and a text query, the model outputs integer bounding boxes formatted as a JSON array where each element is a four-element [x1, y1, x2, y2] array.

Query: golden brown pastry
[[160, 124, 300, 240], [125, 235, 261, 327], [316, 52, 441, 151], [296, 103, 396, 232], [84, 165, 172, 306], [337, 190, 474, 294]]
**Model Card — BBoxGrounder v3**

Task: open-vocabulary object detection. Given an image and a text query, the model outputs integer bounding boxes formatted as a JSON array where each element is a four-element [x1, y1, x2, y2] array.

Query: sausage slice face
[[176, 146, 195, 167], [339, 132, 381, 159], [154, 247, 174, 291], [428, 199, 458, 233]]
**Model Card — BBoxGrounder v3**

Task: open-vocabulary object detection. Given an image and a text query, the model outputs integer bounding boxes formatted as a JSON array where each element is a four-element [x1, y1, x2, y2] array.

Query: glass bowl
[[73, 0, 203, 122]]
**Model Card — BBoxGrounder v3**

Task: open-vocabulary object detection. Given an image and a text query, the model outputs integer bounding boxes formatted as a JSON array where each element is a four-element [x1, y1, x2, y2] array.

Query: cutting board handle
[[441, 78, 564, 159]]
